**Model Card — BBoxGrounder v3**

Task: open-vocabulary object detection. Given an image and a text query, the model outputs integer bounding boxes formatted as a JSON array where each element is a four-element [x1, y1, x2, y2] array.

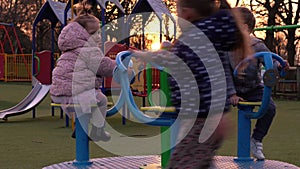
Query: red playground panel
[[0, 54, 4, 80], [103, 42, 160, 96], [35, 50, 52, 85], [104, 42, 130, 89]]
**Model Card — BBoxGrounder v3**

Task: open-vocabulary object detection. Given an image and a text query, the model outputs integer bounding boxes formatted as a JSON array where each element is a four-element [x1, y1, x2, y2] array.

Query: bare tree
[[0, 0, 46, 53], [250, 0, 284, 52], [276, 0, 300, 65], [249, 0, 300, 66], [163, 0, 176, 41]]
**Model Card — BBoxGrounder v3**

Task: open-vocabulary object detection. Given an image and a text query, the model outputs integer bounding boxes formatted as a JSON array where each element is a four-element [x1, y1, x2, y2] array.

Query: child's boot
[[89, 125, 111, 142]]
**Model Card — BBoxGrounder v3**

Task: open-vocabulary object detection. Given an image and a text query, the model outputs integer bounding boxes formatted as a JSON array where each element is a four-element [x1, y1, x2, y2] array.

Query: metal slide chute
[[0, 81, 50, 120]]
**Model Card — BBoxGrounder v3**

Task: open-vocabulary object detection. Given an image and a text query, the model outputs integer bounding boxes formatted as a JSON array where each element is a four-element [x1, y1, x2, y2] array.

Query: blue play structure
[[32, 0, 125, 79], [129, 0, 176, 48], [32, 0, 125, 80], [31, 0, 125, 122]]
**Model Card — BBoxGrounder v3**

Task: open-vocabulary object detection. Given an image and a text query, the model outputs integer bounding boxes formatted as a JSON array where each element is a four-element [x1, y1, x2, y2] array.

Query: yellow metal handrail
[[140, 106, 176, 112], [238, 101, 262, 106]]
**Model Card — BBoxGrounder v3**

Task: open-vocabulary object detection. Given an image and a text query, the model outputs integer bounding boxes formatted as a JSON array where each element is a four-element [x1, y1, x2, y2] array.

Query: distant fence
[[0, 53, 59, 82], [273, 66, 300, 99], [0, 53, 31, 82]]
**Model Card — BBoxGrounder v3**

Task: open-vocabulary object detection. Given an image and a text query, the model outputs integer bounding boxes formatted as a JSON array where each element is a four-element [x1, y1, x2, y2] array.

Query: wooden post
[[71, 0, 74, 20], [297, 66, 300, 99]]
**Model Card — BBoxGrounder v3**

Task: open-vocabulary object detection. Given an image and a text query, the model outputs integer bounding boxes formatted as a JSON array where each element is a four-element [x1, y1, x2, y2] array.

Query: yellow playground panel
[[0, 53, 31, 82], [0, 53, 60, 82]]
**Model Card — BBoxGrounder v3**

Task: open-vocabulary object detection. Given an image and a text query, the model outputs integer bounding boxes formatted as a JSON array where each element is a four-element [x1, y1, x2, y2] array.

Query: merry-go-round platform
[[43, 155, 299, 169], [44, 52, 299, 169]]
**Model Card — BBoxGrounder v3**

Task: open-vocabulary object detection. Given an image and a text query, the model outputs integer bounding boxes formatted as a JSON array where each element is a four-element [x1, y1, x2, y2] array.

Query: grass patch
[[218, 102, 300, 166], [0, 82, 299, 168]]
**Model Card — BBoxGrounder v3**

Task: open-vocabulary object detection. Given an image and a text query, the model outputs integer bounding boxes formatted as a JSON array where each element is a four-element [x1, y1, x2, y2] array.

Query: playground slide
[[0, 81, 50, 120]]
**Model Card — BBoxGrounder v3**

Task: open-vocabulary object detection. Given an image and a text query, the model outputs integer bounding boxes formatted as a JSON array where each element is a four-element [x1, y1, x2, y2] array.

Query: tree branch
[[293, 0, 300, 25]]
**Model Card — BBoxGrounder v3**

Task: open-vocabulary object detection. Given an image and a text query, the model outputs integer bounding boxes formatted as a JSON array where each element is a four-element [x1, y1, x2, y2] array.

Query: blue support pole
[[234, 105, 254, 161], [101, 6, 106, 52], [51, 28, 54, 64], [60, 108, 64, 119], [65, 114, 69, 127], [122, 104, 126, 125], [127, 106, 130, 121], [32, 25, 36, 119], [73, 115, 92, 166], [170, 120, 179, 153], [159, 20, 162, 43], [51, 106, 55, 116]]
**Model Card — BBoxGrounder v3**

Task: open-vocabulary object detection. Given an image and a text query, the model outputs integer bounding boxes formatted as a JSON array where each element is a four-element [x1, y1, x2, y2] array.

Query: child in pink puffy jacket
[[50, 2, 115, 142]]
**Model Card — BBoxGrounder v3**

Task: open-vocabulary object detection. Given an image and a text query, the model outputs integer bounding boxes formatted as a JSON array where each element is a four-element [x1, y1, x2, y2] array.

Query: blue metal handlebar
[[116, 51, 164, 71], [246, 52, 285, 119], [114, 51, 174, 126], [255, 52, 286, 77], [116, 51, 132, 72]]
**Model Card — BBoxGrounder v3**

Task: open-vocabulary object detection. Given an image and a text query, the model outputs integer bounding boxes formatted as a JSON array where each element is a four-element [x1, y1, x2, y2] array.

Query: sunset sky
[[228, 0, 250, 7], [146, 0, 251, 50], [229, 0, 258, 7], [228, 0, 237, 6]]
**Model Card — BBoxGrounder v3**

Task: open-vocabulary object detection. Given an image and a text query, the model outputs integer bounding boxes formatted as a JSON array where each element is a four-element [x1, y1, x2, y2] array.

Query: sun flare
[[151, 42, 161, 51]]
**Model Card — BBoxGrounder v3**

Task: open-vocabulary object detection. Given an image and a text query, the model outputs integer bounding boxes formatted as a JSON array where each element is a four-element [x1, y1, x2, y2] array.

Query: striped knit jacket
[[152, 10, 239, 118]]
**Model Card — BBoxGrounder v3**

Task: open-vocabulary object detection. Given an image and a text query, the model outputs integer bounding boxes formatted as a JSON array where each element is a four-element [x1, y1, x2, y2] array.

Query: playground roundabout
[[43, 155, 299, 169], [43, 51, 300, 169]]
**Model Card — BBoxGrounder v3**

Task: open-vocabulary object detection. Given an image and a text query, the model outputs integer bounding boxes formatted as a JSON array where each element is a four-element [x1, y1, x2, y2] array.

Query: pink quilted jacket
[[50, 22, 116, 96]]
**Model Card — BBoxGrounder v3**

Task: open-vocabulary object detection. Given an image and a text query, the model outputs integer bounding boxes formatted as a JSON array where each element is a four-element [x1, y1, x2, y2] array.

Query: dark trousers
[[239, 88, 276, 142], [167, 117, 225, 169]]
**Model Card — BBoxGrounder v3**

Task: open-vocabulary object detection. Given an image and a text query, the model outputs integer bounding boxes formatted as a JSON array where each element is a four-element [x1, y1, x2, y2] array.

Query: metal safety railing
[[0, 53, 31, 82]]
